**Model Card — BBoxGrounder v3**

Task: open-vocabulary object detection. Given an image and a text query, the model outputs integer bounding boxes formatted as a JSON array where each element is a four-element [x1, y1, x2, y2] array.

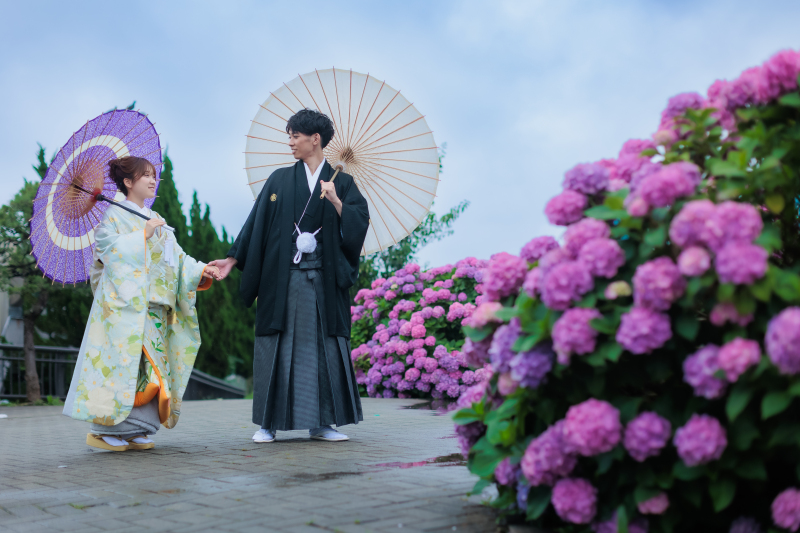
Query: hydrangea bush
[[350, 258, 490, 399], [453, 50, 800, 532]]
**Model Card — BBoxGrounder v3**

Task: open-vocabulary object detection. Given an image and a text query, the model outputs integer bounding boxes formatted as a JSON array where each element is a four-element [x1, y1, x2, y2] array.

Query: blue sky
[[1, 1, 799, 267]]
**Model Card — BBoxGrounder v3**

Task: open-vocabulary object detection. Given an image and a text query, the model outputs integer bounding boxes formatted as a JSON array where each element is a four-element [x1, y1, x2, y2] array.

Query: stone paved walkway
[[0, 399, 497, 533]]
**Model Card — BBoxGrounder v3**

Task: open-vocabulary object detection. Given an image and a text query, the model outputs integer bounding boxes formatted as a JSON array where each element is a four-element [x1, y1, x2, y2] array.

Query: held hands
[[320, 180, 342, 216], [207, 257, 237, 280], [145, 218, 166, 239], [203, 265, 221, 280]]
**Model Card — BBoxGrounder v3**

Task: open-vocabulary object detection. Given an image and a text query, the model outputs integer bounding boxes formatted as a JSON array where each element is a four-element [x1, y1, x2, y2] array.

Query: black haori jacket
[[228, 160, 370, 338]]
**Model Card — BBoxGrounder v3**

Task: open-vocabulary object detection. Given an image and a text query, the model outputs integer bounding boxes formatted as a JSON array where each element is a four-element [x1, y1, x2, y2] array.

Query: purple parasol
[[30, 109, 162, 285]]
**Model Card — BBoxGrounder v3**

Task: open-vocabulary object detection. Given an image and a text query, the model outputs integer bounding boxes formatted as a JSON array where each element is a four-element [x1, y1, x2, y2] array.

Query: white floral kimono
[[63, 203, 211, 430]]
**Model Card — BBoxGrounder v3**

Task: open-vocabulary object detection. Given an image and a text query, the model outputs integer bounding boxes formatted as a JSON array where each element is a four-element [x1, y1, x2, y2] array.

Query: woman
[[62, 156, 219, 451]]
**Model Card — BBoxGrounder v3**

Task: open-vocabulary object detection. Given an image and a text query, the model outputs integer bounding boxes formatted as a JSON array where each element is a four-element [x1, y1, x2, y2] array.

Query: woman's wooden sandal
[[86, 433, 129, 451], [126, 435, 155, 450]]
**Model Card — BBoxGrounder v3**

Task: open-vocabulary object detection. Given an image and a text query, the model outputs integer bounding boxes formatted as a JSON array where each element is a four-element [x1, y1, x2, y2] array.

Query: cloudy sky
[[1, 1, 799, 267]]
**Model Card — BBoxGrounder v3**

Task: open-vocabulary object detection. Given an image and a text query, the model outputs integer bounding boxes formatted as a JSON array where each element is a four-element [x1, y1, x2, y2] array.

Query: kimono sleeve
[[93, 211, 148, 308], [337, 178, 370, 288], [228, 182, 267, 270]]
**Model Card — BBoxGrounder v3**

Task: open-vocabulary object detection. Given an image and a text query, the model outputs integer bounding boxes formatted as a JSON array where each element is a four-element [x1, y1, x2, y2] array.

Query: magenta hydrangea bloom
[[521, 421, 577, 486], [578, 238, 626, 279], [563, 162, 610, 195], [705, 201, 763, 252], [678, 246, 711, 277], [616, 307, 672, 354], [619, 139, 656, 158], [757, 49, 800, 104], [710, 302, 753, 327], [482, 252, 529, 301], [718, 338, 761, 382], [563, 399, 622, 456], [729, 516, 763, 533], [773, 487, 800, 532], [638, 492, 669, 515], [552, 478, 598, 524], [552, 308, 602, 363], [616, 155, 651, 184], [522, 267, 542, 298], [633, 257, 686, 311], [766, 307, 800, 375], [488, 319, 521, 373], [673, 414, 727, 467], [564, 218, 611, 257], [715, 243, 768, 285], [546, 190, 587, 226], [540, 260, 594, 311], [669, 199, 716, 248], [683, 345, 727, 399], [539, 247, 572, 275], [638, 162, 701, 208], [659, 92, 706, 129], [520, 236, 559, 263], [624, 411, 672, 462], [463, 301, 501, 329], [494, 457, 520, 487]]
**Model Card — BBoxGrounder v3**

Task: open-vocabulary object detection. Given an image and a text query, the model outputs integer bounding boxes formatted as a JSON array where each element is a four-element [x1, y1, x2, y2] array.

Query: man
[[211, 109, 369, 442]]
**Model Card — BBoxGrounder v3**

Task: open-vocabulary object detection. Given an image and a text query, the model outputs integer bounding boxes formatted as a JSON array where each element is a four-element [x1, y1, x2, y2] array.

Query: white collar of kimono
[[303, 158, 326, 194], [122, 199, 152, 216]]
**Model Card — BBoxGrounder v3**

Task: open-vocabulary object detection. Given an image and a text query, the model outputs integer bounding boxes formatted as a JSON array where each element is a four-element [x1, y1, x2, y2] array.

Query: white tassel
[[293, 225, 321, 264]]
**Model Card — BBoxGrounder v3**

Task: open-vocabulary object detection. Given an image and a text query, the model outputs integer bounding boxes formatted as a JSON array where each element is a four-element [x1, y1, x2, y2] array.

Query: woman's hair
[[286, 108, 335, 148], [108, 156, 156, 195]]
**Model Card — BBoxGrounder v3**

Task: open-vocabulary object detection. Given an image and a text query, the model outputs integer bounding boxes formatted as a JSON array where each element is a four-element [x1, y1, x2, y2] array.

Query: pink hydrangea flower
[[638, 492, 670, 515], [564, 218, 611, 257], [522, 267, 542, 298], [638, 161, 701, 208], [673, 414, 727, 467], [772, 487, 800, 532], [578, 238, 625, 279], [520, 236, 559, 263], [539, 247, 572, 275], [626, 196, 650, 217], [481, 252, 529, 301], [540, 260, 594, 311], [619, 139, 656, 158], [718, 338, 761, 382], [710, 302, 753, 327], [563, 399, 622, 456], [521, 421, 577, 486], [624, 412, 672, 462], [633, 257, 686, 311], [659, 92, 706, 130], [616, 307, 672, 354], [678, 246, 711, 277], [756, 49, 800, 104], [463, 302, 501, 329], [385, 290, 397, 301], [715, 243, 768, 285], [424, 335, 436, 346], [563, 162, 610, 195], [552, 478, 598, 524], [411, 325, 426, 338], [552, 308, 602, 364], [545, 190, 588, 226], [766, 307, 800, 375], [683, 345, 727, 399], [705, 201, 763, 252], [494, 457, 520, 487]]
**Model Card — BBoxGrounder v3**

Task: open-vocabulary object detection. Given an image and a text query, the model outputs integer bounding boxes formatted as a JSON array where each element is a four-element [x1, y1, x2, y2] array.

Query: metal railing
[[0, 344, 244, 401]]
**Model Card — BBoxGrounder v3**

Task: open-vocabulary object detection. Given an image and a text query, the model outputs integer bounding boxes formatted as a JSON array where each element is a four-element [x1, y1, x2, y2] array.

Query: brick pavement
[[0, 399, 497, 533]]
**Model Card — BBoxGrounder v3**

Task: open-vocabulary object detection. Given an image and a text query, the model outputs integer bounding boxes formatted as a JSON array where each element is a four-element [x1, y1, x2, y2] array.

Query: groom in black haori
[[212, 109, 369, 442]]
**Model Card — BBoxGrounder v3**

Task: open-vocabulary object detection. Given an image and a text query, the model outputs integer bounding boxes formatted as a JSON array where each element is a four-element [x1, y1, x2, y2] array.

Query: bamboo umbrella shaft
[[320, 165, 343, 199]]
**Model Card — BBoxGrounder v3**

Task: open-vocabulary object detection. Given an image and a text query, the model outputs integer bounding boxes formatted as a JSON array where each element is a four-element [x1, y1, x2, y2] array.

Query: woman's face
[[125, 167, 157, 200]]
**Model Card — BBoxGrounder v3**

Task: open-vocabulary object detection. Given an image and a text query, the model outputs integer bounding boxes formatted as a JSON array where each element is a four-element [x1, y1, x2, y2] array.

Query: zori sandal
[[126, 435, 155, 450], [86, 433, 129, 452]]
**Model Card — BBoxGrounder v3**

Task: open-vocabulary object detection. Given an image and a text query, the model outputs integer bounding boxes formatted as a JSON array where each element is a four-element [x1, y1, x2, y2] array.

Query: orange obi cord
[[197, 267, 213, 291], [141, 346, 171, 424]]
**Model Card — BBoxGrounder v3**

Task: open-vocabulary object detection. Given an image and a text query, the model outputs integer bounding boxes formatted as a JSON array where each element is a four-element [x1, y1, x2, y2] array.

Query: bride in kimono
[[62, 156, 219, 451]]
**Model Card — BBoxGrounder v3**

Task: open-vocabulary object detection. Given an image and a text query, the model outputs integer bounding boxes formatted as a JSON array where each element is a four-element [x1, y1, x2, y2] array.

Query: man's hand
[[320, 180, 342, 216], [203, 265, 221, 280], [208, 257, 237, 280]]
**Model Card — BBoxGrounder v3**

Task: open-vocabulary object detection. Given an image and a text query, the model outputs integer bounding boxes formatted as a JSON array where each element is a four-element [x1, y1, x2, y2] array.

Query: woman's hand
[[203, 265, 221, 280], [145, 218, 166, 239], [208, 257, 237, 280]]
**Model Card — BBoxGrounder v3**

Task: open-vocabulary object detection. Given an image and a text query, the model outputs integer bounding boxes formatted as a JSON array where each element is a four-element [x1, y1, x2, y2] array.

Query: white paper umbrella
[[245, 68, 439, 256]]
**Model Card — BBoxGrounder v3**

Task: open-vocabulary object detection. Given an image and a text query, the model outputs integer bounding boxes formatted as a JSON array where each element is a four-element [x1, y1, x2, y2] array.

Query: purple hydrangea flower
[[540, 260, 594, 311], [494, 457, 520, 487], [552, 478, 597, 524], [546, 190, 588, 226], [539, 247, 572, 275], [455, 421, 485, 459], [619, 139, 656, 158], [521, 421, 577, 486], [677, 246, 711, 277], [718, 338, 761, 382], [563, 162, 610, 195], [522, 267, 542, 298], [683, 345, 727, 399], [563, 399, 622, 456], [705, 201, 763, 252], [616, 307, 672, 354], [757, 49, 800, 104], [624, 412, 672, 462], [593, 514, 649, 533], [673, 414, 727, 467], [488, 319, 521, 373], [638, 492, 669, 515], [660, 92, 706, 129], [578, 238, 626, 279], [509, 341, 554, 389], [564, 218, 611, 257], [482, 252, 529, 301], [616, 155, 652, 184], [633, 257, 686, 311], [772, 488, 800, 532], [463, 336, 493, 368], [711, 302, 753, 327], [766, 307, 800, 375], [552, 308, 603, 364], [715, 243, 768, 285], [729, 516, 763, 533], [638, 162, 701, 208], [520, 236, 559, 263]]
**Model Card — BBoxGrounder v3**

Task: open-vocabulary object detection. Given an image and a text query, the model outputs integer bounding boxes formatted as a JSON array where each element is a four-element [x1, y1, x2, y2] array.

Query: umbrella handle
[[320, 166, 343, 199], [94, 193, 175, 233]]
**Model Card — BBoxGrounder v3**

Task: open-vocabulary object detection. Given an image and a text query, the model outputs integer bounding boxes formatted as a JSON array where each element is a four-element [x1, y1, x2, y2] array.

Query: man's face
[[288, 130, 319, 160]]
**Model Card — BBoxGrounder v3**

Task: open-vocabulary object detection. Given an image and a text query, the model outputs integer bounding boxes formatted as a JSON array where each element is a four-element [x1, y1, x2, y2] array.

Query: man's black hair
[[286, 108, 335, 148]]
